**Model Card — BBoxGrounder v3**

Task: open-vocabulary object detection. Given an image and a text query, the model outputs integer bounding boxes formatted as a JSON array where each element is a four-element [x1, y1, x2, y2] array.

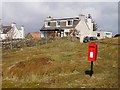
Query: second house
[[40, 14, 112, 42]]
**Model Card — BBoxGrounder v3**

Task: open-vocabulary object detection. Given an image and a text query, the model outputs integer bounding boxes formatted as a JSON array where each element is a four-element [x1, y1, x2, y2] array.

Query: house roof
[[45, 17, 79, 21], [29, 33, 40, 38], [2, 26, 12, 34]]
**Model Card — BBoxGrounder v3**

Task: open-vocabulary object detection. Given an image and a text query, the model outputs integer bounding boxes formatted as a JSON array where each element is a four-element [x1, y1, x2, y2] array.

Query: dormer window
[[47, 22, 50, 26], [67, 20, 73, 26], [45, 21, 50, 27]]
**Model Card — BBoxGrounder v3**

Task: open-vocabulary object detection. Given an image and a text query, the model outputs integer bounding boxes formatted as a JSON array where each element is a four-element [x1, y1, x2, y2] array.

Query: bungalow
[[26, 32, 40, 39], [40, 14, 112, 42], [92, 31, 112, 39], [0, 22, 25, 40]]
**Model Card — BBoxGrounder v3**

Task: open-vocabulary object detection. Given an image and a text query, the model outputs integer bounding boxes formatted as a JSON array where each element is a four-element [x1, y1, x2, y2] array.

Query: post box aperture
[[88, 43, 97, 61]]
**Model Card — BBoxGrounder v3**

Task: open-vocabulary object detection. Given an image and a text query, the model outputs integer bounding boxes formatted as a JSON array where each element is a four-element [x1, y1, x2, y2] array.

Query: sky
[[0, 1, 119, 35]]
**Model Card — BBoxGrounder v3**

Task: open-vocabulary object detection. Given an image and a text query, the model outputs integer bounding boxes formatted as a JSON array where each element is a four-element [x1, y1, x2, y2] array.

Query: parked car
[[83, 36, 98, 43], [114, 34, 120, 37]]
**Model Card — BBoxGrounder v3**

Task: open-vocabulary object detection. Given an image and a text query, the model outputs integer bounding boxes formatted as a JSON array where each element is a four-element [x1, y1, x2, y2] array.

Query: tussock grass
[[2, 38, 119, 88]]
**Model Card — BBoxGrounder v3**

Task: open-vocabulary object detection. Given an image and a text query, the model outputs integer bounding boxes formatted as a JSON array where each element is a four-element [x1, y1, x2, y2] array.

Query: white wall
[[0, 34, 7, 40], [0, 22, 25, 40], [92, 31, 112, 39], [8, 25, 19, 39], [64, 29, 70, 37], [40, 31, 48, 38], [40, 31, 45, 38], [61, 31, 64, 37], [19, 26, 25, 39], [7, 24, 25, 39], [75, 15, 90, 42], [87, 18, 93, 36]]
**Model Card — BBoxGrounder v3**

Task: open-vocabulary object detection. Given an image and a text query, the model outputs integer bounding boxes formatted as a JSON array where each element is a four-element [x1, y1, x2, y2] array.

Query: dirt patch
[[32, 58, 52, 65], [3, 58, 54, 78], [3, 57, 80, 79]]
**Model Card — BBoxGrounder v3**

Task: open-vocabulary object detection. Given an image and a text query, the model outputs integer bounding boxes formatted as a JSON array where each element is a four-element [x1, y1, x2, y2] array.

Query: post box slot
[[89, 46, 95, 48]]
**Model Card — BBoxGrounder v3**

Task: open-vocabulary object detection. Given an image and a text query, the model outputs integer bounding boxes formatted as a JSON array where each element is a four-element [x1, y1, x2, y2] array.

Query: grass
[[2, 37, 119, 88]]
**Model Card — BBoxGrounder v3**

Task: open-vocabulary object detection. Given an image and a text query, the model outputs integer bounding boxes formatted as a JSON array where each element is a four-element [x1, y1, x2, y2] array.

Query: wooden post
[[59, 29, 61, 37]]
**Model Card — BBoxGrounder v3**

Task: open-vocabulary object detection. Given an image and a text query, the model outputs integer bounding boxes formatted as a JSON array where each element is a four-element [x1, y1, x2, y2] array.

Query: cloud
[[2, 2, 118, 35], [0, 2, 2, 18], [2, 0, 120, 2]]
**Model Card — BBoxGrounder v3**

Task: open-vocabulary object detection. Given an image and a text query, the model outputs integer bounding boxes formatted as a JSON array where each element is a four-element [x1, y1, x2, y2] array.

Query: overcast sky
[[1, 2, 118, 35]]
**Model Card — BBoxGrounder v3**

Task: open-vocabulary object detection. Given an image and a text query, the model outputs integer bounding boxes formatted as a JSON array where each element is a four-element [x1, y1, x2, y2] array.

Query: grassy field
[[2, 37, 119, 88]]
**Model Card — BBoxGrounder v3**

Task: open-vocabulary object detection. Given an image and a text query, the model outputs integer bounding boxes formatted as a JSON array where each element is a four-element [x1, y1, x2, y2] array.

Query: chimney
[[79, 14, 86, 20], [88, 14, 92, 19], [20, 25, 25, 38], [0, 19, 2, 28], [46, 16, 53, 21], [0, 19, 3, 33], [11, 22, 16, 27], [87, 14, 93, 35], [21, 25, 24, 30]]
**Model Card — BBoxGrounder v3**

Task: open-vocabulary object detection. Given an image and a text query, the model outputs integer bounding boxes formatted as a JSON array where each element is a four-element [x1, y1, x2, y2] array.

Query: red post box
[[88, 43, 97, 61]]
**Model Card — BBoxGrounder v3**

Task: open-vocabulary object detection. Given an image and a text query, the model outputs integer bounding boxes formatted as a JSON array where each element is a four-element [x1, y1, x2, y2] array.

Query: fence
[[1, 38, 54, 50], [1, 37, 78, 50]]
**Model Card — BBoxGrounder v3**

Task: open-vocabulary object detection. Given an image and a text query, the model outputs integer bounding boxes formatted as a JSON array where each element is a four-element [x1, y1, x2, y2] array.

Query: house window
[[105, 33, 111, 38], [47, 22, 50, 26], [45, 22, 50, 27], [67, 20, 73, 26], [57, 21, 60, 26], [97, 33, 100, 37], [106, 33, 110, 35]]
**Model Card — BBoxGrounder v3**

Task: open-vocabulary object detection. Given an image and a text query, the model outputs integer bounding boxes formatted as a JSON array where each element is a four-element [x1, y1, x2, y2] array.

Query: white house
[[40, 14, 112, 42], [0, 22, 25, 40], [92, 31, 112, 39]]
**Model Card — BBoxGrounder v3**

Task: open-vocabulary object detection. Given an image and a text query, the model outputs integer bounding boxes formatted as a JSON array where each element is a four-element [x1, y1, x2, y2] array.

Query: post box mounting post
[[85, 61, 94, 77], [90, 61, 93, 77], [85, 43, 97, 77]]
